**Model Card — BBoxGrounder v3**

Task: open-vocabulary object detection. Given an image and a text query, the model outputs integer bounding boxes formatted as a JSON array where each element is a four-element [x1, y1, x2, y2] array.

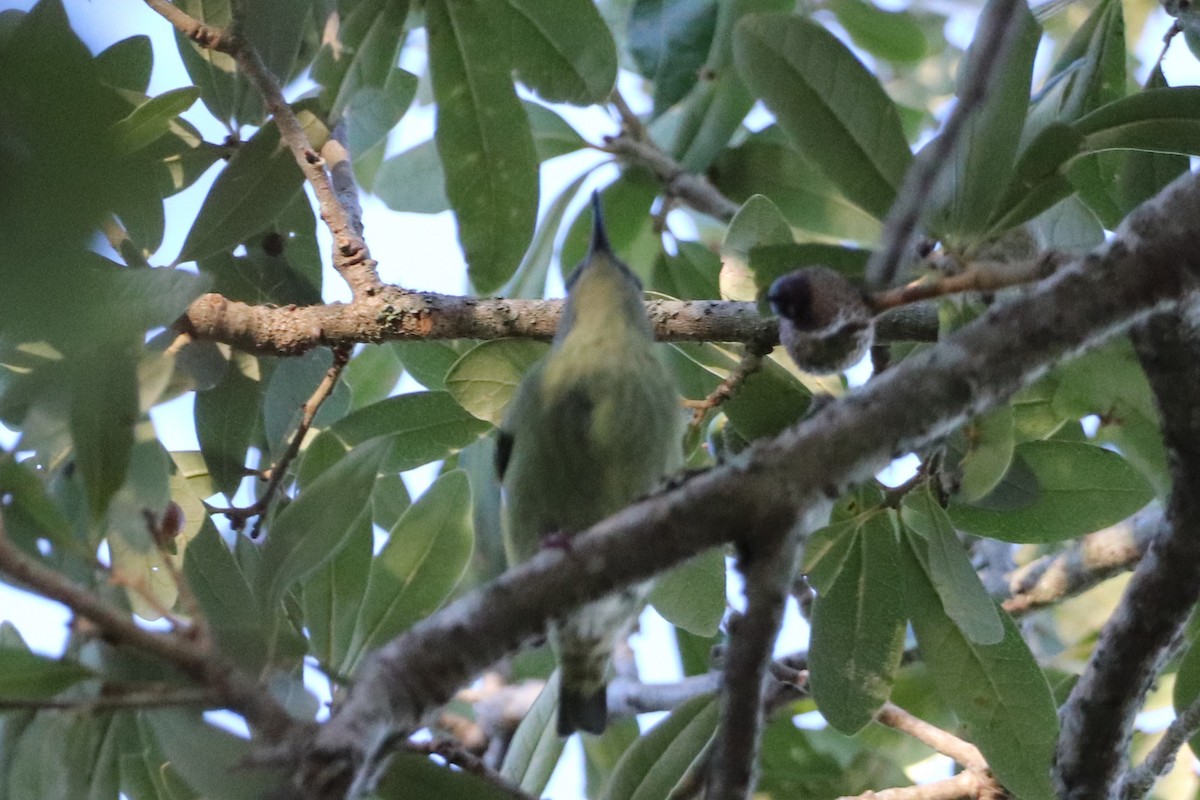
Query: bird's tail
[[558, 683, 607, 737]]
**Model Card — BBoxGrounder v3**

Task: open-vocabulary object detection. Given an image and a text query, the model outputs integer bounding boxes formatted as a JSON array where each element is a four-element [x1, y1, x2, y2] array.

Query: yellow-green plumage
[[497, 194, 682, 736]]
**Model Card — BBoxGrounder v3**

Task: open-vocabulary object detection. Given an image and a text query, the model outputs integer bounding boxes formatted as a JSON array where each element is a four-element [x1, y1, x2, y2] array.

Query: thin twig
[[610, 87, 652, 143], [865, 0, 1029, 291], [601, 135, 741, 222], [837, 772, 982, 800], [682, 338, 775, 426], [209, 344, 352, 535], [1118, 686, 1200, 799], [142, 0, 381, 298], [0, 686, 217, 712], [869, 255, 1064, 313], [877, 702, 986, 771], [0, 514, 296, 741]]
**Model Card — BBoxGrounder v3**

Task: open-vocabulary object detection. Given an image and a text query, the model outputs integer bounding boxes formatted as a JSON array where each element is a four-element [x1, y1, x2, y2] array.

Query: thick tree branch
[[0, 515, 296, 741], [178, 290, 936, 356], [143, 0, 382, 298], [865, 0, 1029, 291], [706, 524, 809, 800], [1055, 299, 1200, 799], [1002, 508, 1161, 615], [297, 172, 1200, 798]]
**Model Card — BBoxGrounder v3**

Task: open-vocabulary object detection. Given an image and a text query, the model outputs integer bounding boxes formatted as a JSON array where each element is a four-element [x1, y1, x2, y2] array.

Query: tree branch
[[143, 0, 382, 298], [0, 515, 296, 741], [0, 686, 216, 711], [706, 524, 808, 800], [1002, 508, 1162, 616], [209, 344, 352, 535], [178, 290, 936, 357], [297, 170, 1200, 798], [876, 702, 986, 771], [837, 772, 983, 800], [1055, 298, 1200, 799], [1118, 684, 1200, 799]]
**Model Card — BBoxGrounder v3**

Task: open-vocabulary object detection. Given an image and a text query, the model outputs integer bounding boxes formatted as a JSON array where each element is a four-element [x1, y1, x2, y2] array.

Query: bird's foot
[[541, 531, 573, 552]]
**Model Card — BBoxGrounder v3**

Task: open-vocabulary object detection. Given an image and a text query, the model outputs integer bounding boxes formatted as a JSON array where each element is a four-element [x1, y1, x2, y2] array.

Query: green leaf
[[584, 719, 641, 799], [1075, 87, 1200, 153], [371, 471, 413, 531], [178, 122, 304, 263], [734, 14, 912, 219], [808, 511, 905, 734], [955, 406, 1016, 503], [1112, 68, 1188, 214], [650, 241, 721, 300], [110, 86, 200, 155], [0, 453, 75, 553], [344, 69, 418, 163], [502, 0, 619, 105], [826, 0, 926, 63], [524, 101, 589, 161], [445, 340, 548, 426], [70, 348, 137, 518], [649, 547, 726, 636], [709, 132, 882, 243], [297, 391, 491, 484], [259, 438, 388, 608], [262, 349, 351, 456], [500, 672, 566, 795], [504, 169, 594, 299], [194, 353, 259, 497], [902, 488, 1004, 645], [949, 440, 1153, 542], [374, 139, 451, 213], [313, 0, 410, 122], [392, 341, 468, 391], [302, 507, 374, 673], [375, 750, 522, 800], [183, 521, 271, 673], [345, 471, 474, 668], [668, 0, 790, 172], [986, 123, 1082, 235], [144, 710, 285, 799], [5, 711, 109, 800], [0, 648, 92, 697], [900, 531, 1058, 800], [670, 73, 754, 173], [343, 344, 405, 411], [748, 243, 872, 297], [172, 0, 251, 125], [722, 194, 793, 257], [928, 0, 1040, 238], [598, 692, 718, 800], [96, 35, 153, 93], [427, 0, 539, 293], [668, 343, 810, 441], [629, 0, 718, 114]]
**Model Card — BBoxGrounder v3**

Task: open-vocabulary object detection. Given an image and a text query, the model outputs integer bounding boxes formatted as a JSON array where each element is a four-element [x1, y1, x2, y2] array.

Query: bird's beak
[[588, 190, 614, 259]]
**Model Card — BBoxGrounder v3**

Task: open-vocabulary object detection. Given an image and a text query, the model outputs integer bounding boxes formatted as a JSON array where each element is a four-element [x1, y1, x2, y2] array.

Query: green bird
[[496, 192, 682, 736]]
